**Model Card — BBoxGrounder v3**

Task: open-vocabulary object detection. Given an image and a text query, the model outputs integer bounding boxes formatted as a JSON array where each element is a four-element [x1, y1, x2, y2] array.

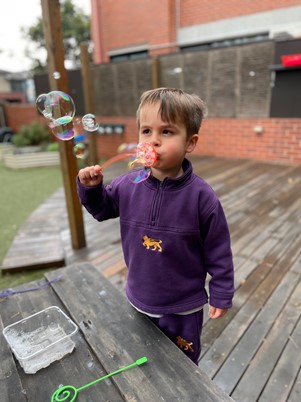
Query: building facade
[[86, 1, 301, 164], [6, 1, 301, 165], [91, 0, 301, 63]]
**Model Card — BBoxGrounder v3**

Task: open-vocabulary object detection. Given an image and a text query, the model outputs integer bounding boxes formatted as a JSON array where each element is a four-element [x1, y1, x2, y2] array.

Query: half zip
[[150, 180, 164, 225]]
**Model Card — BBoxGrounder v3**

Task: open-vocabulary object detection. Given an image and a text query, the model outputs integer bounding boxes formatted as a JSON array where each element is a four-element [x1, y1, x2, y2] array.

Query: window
[[181, 33, 269, 52], [110, 51, 148, 62]]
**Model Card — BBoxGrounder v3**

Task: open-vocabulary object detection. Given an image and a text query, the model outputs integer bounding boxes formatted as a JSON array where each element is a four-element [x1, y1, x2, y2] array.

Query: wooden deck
[[1, 155, 301, 401]]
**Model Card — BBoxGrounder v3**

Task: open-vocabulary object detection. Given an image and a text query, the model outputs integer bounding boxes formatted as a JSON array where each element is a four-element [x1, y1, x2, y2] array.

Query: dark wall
[[34, 69, 85, 116], [91, 59, 153, 117], [270, 38, 301, 118]]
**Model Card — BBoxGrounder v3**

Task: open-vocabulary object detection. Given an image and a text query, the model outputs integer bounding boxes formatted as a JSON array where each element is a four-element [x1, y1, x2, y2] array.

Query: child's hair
[[136, 87, 206, 138]]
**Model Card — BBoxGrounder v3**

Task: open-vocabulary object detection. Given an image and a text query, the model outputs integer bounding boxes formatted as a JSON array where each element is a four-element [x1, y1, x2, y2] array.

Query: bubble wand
[[51, 356, 148, 402], [101, 142, 157, 169], [99, 142, 157, 183]]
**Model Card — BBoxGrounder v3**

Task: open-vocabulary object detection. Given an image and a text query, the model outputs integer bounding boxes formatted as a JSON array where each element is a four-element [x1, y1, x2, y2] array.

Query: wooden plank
[[201, 217, 301, 353], [1, 188, 66, 273], [41, 0, 86, 250], [228, 167, 301, 246], [0, 279, 124, 402], [1, 217, 65, 273], [213, 263, 301, 395], [102, 259, 127, 278], [3, 152, 59, 169], [80, 42, 98, 166], [288, 370, 301, 402], [232, 276, 301, 401], [0, 316, 27, 402], [2, 156, 301, 401], [258, 317, 301, 402], [46, 264, 234, 401], [200, 223, 301, 373]]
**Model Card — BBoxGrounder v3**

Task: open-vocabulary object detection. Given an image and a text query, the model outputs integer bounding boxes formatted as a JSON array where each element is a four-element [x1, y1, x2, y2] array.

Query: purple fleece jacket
[[77, 158, 234, 315]]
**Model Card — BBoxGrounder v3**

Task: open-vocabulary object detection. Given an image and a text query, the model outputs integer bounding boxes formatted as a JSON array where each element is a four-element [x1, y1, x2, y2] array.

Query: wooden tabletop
[[0, 263, 233, 402]]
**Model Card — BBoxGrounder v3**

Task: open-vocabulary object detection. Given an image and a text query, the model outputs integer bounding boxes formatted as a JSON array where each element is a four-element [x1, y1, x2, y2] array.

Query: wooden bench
[[0, 263, 233, 401]]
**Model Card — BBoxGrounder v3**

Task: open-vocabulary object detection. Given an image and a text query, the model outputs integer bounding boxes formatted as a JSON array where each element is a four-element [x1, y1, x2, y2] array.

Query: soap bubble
[[132, 168, 151, 183], [73, 117, 83, 130], [73, 134, 88, 159], [48, 116, 75, 141], [129, 143, 156, 183], [36, 91, 75, 121], [53, 71, 61, 80], [73, 143, 88, 159], [36, 91, 76, 141], [82, 114, 99, 131], [118, 143, 138, 154]]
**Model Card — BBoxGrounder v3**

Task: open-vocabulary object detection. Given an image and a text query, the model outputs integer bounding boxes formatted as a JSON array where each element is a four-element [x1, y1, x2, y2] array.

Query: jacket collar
[[145, 158, 194, 190]]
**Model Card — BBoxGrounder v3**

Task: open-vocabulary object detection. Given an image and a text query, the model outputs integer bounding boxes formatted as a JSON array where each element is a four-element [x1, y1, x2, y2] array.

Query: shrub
[[45, 142, 60, 152], [12, 122, 51, 147]]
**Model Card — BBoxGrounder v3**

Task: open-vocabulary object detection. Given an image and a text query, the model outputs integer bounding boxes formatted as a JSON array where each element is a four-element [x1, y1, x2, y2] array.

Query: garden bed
[[0, 143, 14, 160], [4, 151, 60, 169]]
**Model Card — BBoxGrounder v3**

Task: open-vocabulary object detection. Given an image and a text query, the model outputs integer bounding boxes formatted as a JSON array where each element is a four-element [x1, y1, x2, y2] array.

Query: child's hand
[[78, 165, 103, 187], [209, 306, 228, 319]]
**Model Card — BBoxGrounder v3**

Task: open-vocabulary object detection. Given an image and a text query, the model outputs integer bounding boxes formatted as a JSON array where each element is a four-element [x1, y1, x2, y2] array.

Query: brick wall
[[96, 116, 301, 166], [5, 105, 300, 165], [198, 118, 301, 165], [93, 116, 138, 159], [92, 0, 301, 63], [93, 0, 177, 63], [180, 0, 301, 26], [4, 104, 43, 132]]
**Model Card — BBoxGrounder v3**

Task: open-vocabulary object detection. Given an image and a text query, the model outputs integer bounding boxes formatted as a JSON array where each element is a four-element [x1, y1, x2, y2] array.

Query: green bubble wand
[[51, 356, 148, 401]]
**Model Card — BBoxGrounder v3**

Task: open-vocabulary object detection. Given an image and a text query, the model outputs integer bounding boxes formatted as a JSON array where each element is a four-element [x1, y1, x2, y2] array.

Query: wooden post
[[152, 57, 161, 89], [41, 0, 86, 249], [80, 42, 98, 165]]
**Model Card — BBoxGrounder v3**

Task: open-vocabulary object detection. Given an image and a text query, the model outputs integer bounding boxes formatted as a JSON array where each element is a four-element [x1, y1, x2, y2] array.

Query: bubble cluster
[[36, 91, 76, 141], [117, 142, 157, 167], [133, 142, 157, 167], [111, 143, 157, 183], [130, 143, 157, 183]]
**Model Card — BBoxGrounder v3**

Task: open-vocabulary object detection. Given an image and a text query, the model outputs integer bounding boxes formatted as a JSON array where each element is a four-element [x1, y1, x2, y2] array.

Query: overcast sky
[[0, 0, 91, 72]]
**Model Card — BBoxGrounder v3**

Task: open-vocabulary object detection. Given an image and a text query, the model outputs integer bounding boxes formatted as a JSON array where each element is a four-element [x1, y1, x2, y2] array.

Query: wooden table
[[0, 263, 233, 401]]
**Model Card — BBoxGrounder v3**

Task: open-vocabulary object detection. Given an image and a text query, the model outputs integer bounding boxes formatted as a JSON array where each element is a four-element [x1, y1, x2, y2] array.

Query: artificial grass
[[0, 161, 63, 291]]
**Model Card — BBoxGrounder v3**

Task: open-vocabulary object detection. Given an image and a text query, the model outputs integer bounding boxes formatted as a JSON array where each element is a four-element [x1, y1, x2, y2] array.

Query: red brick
[[5, 104, 301, 165]]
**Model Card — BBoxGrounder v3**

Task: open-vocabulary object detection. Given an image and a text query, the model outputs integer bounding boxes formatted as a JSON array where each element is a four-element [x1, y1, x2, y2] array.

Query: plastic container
[[3, 306, 78, 374]]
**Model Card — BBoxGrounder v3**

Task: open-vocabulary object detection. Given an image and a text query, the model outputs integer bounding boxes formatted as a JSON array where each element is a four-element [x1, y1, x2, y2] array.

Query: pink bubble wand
[[100, 143, 157, 183]]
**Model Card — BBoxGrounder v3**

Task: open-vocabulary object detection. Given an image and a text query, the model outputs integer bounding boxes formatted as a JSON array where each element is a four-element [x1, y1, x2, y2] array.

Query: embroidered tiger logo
[[176, 336, 194, 352], [142, 235, 162, 252]]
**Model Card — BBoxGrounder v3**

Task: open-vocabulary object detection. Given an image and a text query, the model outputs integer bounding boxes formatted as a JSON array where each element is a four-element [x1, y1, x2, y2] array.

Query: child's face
[[138, 102, 198, 179]]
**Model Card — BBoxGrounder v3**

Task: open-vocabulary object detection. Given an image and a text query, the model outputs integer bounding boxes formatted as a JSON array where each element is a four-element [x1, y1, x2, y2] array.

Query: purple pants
[[149, 309, 203, 364]]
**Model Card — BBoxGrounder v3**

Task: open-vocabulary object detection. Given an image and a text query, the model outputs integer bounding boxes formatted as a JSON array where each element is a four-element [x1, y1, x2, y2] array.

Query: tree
[[22, 0, 91, 72]]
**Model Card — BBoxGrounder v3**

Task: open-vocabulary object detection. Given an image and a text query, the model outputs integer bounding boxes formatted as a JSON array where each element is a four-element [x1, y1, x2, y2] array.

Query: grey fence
[[92, 40, 274, 118], [34, 40, 276, 118]]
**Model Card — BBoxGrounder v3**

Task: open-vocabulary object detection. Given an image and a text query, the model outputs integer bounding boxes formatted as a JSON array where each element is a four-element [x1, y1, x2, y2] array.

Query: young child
[[77, 88, 234, 364]]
